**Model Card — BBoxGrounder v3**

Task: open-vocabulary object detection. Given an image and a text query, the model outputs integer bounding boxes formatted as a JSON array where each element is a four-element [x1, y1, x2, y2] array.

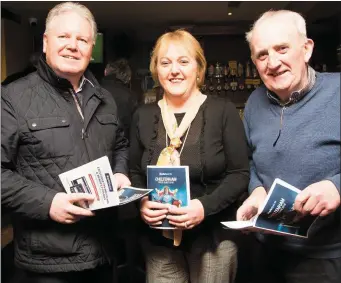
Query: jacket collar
[[37, 54, 103, 99]]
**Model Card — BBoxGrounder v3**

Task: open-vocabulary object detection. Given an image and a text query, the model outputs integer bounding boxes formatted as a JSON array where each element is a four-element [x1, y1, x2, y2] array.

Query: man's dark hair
[[104, 59, 132, 85]]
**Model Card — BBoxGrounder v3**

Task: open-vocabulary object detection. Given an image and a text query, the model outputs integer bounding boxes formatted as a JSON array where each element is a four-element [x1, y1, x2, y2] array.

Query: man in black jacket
[[101, 59, 138, 139], [1, 2, 130, 283]]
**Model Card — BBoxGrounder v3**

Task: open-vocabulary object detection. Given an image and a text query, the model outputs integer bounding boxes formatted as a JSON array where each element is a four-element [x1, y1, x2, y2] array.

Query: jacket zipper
[[273, 105, 286, 147], [69, 89, 90, 160]]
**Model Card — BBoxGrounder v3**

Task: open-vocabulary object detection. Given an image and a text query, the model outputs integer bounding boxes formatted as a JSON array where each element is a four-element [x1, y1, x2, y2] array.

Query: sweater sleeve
[[326, 174, 340, 194], [197, 102, 250, 217], [243, 104, 264, 193], [1, 89, 57, 220]]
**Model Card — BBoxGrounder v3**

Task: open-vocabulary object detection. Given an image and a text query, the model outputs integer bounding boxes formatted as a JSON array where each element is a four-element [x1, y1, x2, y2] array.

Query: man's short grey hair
[[45, 2, 97, 44], [105, 59, 132, 85], [246, 10, 307, 45]]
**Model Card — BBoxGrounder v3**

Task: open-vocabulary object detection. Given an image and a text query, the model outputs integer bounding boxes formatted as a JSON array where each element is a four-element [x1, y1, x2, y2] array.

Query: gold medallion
[[170, 137, 182, 148]]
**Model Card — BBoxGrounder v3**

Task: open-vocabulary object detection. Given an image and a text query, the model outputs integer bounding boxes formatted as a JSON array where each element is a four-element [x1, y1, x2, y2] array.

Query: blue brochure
[[147, 166, 190, 229], [222, 178, 318, 238]]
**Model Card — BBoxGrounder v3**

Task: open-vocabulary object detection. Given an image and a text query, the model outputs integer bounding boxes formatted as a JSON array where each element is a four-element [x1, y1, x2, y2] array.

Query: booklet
[[147, 166, 191, 229], [221, 178, 318, 238], [59, 156, 152, 210]]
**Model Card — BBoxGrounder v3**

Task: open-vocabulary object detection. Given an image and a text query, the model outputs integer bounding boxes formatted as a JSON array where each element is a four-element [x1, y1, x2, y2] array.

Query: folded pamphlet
[[221, 178, 318, 238], [59, 156, 152, 210]]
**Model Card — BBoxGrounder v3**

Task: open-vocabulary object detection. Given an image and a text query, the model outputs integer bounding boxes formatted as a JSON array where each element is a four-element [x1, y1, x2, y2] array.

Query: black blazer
[[129, 96, 250, 226]]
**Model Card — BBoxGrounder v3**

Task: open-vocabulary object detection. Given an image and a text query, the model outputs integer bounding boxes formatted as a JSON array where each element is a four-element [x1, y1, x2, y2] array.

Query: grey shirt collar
[[76, 75, 95, 93]]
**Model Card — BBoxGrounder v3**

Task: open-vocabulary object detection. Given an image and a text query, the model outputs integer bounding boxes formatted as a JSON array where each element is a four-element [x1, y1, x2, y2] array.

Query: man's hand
[[236, 187, 267, 221], [294, 180, 341, 217], [49, 193, 95, 224], [114, 173, 131, 189], [167, 199, 204, 229], [140, 196, 169, 226]]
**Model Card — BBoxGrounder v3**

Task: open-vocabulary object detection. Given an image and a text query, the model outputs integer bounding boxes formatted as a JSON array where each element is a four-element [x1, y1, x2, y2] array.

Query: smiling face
[[250, 19, 314, 100], [156, 42, 199, 99], [43, 11, 94, 83]]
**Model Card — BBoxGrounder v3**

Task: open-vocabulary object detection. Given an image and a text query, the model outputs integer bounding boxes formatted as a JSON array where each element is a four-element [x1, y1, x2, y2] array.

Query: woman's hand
[[167, 199, 205, 229], [140, 196, 169, 226]]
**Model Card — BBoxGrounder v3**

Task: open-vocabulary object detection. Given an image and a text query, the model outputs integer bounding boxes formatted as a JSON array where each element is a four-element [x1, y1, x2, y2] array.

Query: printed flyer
[[59, 156, 152, 210]]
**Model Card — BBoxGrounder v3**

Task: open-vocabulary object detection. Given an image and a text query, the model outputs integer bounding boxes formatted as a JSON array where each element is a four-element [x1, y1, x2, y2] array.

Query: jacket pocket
[[25, 117, 73, 159], [94, 114, 119, 153], [30, 228, 80, 256], [27, 117, 70, 131], [95, 114, 118, 125]]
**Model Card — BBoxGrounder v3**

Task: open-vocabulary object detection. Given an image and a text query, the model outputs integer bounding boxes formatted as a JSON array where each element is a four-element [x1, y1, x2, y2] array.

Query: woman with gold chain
[[129, 29, 250, 283]]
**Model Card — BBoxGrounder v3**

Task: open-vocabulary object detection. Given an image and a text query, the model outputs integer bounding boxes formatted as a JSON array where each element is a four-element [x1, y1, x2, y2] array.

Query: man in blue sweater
[[237, 10, 340, 283]]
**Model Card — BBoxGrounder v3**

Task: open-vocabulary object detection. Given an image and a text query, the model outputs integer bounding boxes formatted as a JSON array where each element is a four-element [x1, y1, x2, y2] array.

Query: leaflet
[[147, 166, 190, 229], [59, 156, 152, 210], [221, 178, 318, 238], [118, 186, 153, 206]]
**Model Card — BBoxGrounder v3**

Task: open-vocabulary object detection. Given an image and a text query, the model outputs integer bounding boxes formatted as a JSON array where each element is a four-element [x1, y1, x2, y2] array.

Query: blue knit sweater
[[243, 72, 340, 258]]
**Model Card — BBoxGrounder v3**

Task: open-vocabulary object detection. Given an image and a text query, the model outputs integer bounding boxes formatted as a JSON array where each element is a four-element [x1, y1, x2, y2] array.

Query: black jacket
[[129, 97, 250, 248], [101, 76, 138, 139], [1, 57, 129, 273]]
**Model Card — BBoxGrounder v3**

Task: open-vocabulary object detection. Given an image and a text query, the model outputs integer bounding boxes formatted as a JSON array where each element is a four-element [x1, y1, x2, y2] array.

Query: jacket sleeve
[[105, 91, 130, 175], [1, 89, 57, 220], [129, 108, 147, 188], [243, 104, 264, 193], [197, 102, 250, 217], [111, 116, 129, 176]]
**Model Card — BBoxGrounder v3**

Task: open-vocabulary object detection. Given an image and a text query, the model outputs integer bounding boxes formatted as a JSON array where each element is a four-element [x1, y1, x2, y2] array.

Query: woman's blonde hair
[[45, 2, 97, 44], [150, 29, 207, 88]]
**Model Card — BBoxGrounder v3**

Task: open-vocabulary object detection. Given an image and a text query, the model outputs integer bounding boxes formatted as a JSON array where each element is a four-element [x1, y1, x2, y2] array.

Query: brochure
[[221, 178, 318, 238], [118, 186, 153, 206], [147, 166, 190, 229], [59, 156, 152, 210]]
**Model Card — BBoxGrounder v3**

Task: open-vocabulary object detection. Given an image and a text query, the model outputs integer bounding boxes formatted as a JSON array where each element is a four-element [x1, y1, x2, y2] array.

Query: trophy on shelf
[[214, 62, 223, 95], [252, 65, 259, 78], [224, 64, 230, 78], [245, 61, 253, 91], [245, 61, 251, 78], [238, 108, 244, 120], [207, 64, 215, 93], [207, 63, 214, 78], [237, 62, 245, 91], [214, 62, 223, 78], [223, 65, 230, 91], [237, 62, 244, 78], [252, 65, 261, 89], [209, 81, 215, 93], [216, 78, 222, 94], [229, 61, 238, 92]]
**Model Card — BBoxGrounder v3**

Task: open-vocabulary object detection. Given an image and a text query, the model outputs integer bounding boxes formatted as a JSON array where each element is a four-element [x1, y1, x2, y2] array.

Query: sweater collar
[[267, 66, 316, 107]]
